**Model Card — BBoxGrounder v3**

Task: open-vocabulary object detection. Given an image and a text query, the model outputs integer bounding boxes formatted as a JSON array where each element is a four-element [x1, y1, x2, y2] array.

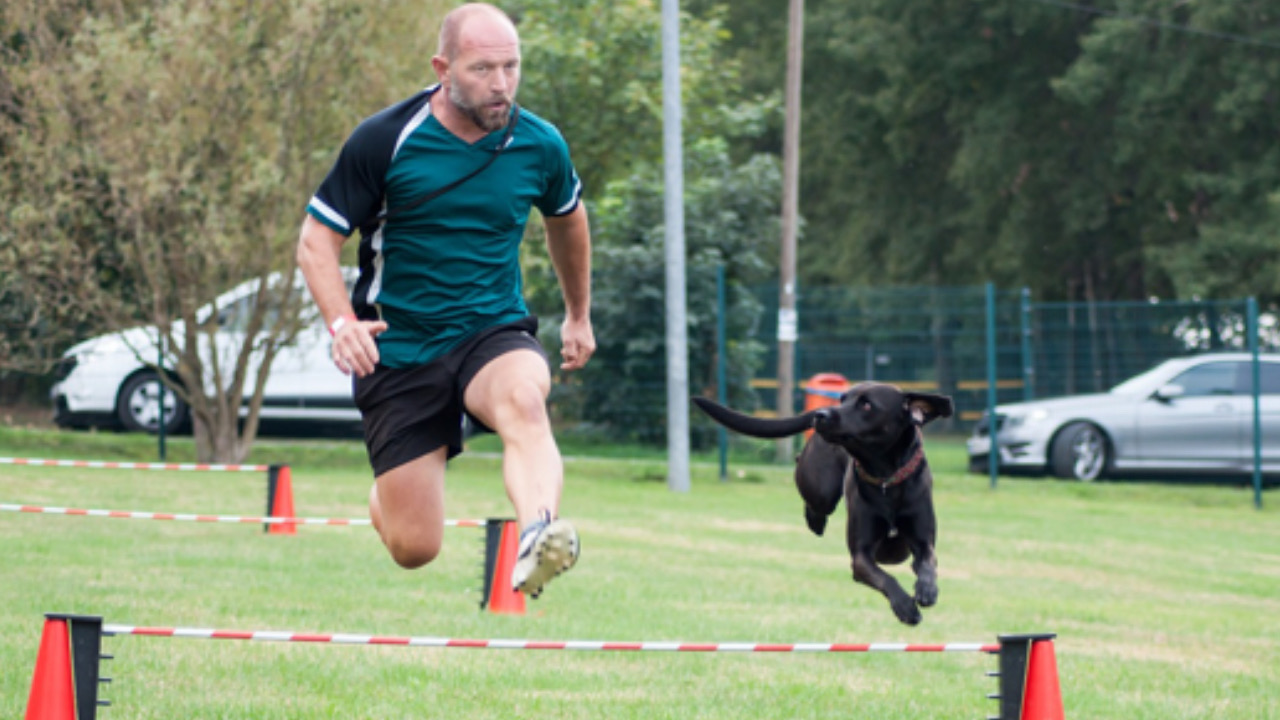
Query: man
[[296, 2, 593, 599]]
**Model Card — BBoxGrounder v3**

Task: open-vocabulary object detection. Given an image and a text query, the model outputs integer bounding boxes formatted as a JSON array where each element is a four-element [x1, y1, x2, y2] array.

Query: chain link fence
[[749, 286, 1275, 431], [547, 284, 1276, 451]]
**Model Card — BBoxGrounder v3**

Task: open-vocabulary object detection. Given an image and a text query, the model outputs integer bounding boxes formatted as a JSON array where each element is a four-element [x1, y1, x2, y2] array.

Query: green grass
[[2, 426, 1277, 719]]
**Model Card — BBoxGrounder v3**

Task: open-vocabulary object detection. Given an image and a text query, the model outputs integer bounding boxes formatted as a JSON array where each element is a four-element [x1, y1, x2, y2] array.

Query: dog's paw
[[803, 506, 827, 536], [890, 595, 923, 626], [915, 581, 938, 608], [890, 597, 921, 625]]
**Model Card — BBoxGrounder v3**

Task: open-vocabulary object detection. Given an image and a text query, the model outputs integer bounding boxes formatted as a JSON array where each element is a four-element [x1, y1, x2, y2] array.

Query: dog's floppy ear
[[903, 393, 954, 426]]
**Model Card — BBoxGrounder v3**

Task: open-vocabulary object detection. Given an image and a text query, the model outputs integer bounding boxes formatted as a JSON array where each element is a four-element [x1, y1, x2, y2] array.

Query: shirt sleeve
[[534, 124, 584, 218], [306, 117, 396, 236]]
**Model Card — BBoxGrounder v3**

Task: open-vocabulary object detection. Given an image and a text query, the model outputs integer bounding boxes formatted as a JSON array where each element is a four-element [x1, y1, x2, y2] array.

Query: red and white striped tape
[[0, 503, 487, 528], [0, 456, 270, 472], [101, 624, 998, 653]]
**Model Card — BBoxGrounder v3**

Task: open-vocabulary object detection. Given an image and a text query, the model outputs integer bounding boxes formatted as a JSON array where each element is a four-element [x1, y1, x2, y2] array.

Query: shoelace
[[519, 509, 554, 546]]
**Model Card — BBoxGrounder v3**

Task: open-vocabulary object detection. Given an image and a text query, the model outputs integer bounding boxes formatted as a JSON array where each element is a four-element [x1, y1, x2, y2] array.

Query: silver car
[[967, 353, 1280, 480]]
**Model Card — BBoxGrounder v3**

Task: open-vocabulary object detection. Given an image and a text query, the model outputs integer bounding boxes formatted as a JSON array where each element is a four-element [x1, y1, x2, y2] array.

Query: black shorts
[[353, 316, 545, 476]]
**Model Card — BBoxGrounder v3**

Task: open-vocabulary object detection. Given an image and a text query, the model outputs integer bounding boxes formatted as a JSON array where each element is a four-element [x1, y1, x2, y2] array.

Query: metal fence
[[745, 285, 1276, 432], [543, 283, 1275, 449], [748, 285, 1006, 430]]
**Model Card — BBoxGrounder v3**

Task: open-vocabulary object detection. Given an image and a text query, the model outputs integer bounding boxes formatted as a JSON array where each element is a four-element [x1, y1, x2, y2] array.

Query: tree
[[0, 0, 449, 460], [507, 0, 783, 444], [511, 0, 777, 199], [558, 138, 780, 445], [704, 0, 1280, 308], [1050, 0, 1280, 303]]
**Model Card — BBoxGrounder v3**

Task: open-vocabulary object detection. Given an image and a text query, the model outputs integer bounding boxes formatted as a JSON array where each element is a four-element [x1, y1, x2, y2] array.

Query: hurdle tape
[[3, 456, 312, 536], [26, 614, 1063, 720], [0, 503, 487, 528], [0, 456, 269, 472], [1, 455, 285, 532], [101, 624, 999, 652]]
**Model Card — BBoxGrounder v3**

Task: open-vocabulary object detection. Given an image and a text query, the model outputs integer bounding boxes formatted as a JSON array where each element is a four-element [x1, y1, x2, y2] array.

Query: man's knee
[[504, 379, 550, 425], [384, 533, 442, 569]]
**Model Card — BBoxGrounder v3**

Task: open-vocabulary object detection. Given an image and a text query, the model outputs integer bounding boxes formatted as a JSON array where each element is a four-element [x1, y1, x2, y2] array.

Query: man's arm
[[296, 215, 386, 376], [542, 204, 595, 371]]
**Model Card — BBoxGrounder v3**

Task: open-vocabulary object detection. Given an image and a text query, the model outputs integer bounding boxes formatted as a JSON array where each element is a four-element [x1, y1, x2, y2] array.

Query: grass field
[[2, 425, 1277, 719]]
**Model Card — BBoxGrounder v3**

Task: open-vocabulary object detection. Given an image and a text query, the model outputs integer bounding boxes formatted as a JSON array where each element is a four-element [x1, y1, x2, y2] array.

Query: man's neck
[[429, 91, 489, 144]]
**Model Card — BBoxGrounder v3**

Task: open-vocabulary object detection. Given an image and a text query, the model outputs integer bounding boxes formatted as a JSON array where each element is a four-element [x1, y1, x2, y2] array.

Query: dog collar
[[855, 444, 924, 489]]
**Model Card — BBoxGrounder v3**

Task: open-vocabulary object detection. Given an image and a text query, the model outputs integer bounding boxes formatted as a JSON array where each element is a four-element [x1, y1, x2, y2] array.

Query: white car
[[51, 271, 359, 434], [967, 353, 1280, 480]]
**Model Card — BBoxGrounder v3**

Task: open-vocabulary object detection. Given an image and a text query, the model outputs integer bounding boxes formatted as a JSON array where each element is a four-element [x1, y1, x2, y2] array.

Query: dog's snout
[[813, 407, 835, 428]]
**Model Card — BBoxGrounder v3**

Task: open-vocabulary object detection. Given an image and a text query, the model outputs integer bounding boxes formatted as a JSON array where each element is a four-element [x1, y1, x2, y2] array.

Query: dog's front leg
[[851, 550, 922, 626], [907, 500, 940, 609], [794, 440, 847, 537], [910, 542, 938, 609]]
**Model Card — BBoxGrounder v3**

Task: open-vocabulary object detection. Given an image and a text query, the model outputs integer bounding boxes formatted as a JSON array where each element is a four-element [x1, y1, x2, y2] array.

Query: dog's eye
[[859, 400, 872, 412]]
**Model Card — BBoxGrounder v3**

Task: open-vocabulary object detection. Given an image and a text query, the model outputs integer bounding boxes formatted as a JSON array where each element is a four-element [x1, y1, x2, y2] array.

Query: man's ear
[[431, 54, 449, 84]]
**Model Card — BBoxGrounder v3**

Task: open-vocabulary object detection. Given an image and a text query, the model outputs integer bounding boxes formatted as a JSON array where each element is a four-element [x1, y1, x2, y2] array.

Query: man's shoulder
[[514, 106, 569, 148], [348, 86, 440, 149]]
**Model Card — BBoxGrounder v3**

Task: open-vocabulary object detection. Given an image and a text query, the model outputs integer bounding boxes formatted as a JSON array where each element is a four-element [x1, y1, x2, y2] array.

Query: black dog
[[693, 383, 953, 625]]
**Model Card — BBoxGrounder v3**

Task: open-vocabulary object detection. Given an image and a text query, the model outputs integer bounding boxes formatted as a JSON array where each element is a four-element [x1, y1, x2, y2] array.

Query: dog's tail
[[691, 397, 816, 439]]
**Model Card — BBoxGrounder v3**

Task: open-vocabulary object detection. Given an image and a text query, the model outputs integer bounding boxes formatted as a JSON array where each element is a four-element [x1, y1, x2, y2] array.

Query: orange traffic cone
[[26, 616, 75, 720], [802, 373, 851, 441], [266, 465, 296, 536], [481, 519, 525, 615], [1021, 638, 1064, 720]]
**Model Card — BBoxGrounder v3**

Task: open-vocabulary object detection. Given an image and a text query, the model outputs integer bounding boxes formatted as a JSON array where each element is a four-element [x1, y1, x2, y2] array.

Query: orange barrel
[[802, 373, 850, 440]]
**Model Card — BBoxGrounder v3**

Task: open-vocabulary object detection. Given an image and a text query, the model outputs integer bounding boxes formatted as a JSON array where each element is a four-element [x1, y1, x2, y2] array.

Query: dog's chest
[[845, 461, 911, 532]]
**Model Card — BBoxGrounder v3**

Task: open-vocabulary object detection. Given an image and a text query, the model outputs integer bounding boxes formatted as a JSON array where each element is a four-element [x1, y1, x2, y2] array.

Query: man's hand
[[331, 318, 389, 377], [559, 316, 595, 371]]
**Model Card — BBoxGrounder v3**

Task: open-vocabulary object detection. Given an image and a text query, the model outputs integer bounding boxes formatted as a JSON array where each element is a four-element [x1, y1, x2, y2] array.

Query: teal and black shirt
[[306, 85, 583, 368]]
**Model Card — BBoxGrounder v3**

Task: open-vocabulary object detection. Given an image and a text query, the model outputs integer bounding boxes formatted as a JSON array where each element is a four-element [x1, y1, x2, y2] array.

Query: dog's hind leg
[[849, 517, 921, 625], [851, 550, 921, 626]]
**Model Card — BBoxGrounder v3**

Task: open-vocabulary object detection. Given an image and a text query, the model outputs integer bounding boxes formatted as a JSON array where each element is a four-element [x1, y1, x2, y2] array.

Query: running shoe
[[511, 510, 579, 598]]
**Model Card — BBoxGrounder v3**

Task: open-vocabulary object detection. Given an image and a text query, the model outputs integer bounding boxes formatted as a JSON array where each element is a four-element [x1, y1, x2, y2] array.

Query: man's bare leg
[[464, 349, 577, 596], [368, 448, 448, 569], [463, 349, 563, 525]]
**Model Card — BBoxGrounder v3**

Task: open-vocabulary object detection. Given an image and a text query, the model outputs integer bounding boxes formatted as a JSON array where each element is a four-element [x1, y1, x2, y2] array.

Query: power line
[[1025, 0, 1280, 51]]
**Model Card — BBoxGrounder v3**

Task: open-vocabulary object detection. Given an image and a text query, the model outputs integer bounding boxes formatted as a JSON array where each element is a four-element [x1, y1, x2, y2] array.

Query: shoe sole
[[513, 519, 578, 599]]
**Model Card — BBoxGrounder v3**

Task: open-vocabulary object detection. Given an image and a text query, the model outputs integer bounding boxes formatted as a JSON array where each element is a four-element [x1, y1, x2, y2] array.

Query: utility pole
[[775, 0, 804, 463], [661, 0, 690, 492]]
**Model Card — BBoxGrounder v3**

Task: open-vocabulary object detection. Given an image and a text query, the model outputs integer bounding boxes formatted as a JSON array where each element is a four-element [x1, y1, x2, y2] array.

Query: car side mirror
[[1153, 383, 1184, 402]]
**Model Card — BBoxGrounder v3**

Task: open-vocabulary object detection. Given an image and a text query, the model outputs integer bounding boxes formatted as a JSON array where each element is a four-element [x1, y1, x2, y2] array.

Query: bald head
[[431, 3, 522, 136], [438, 3, 519, 61]]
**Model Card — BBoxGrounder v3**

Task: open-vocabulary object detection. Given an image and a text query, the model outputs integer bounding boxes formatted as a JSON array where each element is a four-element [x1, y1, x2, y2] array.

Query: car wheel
[[1050, 422, 1109, 481], [117, 372, 188, 434]]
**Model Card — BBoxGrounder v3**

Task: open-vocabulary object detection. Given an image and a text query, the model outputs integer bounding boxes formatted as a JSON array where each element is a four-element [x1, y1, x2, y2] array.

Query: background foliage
[[5, 0, 1280, 452], [700, 0, 1280, 304], [0, 0, 446, 459]]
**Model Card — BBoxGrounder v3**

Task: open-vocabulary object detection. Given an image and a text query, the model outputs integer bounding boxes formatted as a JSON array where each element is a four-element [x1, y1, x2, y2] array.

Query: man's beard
[[449, 83, 511, 132]]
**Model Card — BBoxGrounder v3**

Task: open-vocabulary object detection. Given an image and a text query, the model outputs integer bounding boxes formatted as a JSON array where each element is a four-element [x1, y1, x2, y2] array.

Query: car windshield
[[214, 285, 312, 334], [204, 270, 350, 334], [1109, 364, 1168, 395]]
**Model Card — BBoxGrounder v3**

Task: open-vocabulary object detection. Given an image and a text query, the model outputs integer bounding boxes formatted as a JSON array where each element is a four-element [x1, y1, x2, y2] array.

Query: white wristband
[[329, 314, 355, 337]]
